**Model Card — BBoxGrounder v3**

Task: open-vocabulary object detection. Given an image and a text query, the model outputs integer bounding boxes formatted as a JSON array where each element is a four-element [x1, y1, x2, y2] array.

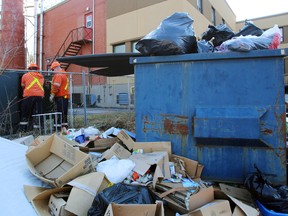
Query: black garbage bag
[[87, 183, 159, 216], [201, 24, 235, 47], [135, 12, 197, 55], [244, 165, 288, 213], [234, 20, 263, 37]]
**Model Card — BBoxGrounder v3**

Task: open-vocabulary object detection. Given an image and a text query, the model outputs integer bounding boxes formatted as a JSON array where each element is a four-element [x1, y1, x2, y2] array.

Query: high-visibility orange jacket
[[51, 70, 70, 98], [21, 72, 44, 97]]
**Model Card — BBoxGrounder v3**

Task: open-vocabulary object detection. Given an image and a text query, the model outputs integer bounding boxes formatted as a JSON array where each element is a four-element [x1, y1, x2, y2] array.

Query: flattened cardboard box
[[152, 186, 214, 214], [133, 141, 172, 156], [26, 134, 95, 187], [215, 184, 259, 216], [24, 172, 110, 216], [104, 201, 164, 216], [185, 199, 232, 216]]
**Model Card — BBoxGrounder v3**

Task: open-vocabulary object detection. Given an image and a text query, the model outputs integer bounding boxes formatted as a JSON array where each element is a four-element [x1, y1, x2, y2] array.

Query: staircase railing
[[48, 26, 92, 69]]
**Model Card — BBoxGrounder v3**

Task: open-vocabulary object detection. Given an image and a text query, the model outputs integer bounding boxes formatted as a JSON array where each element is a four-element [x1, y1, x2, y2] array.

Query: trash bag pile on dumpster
[[136, 12, 282, 55], [19, 128, 263, 216]]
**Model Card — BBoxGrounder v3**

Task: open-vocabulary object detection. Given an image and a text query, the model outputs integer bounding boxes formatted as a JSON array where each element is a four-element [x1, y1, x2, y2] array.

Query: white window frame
[[85, 14, 92, 28]]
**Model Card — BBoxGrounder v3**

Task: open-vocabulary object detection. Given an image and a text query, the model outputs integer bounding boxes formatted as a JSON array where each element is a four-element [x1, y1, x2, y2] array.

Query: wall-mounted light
[[86, 6, 90, 11]]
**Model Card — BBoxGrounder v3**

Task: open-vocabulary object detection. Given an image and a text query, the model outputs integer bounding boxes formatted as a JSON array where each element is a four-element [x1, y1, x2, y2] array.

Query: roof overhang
[[57, 52, 144, 77]]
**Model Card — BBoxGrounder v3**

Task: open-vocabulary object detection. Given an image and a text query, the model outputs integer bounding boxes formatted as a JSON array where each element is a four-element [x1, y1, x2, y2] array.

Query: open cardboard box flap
[[129, 151, 171, 188], [104, 201, 164, 216], [217, 184, 259, 216], [24, 172, 110, 216], [25, 134, 95, 187]]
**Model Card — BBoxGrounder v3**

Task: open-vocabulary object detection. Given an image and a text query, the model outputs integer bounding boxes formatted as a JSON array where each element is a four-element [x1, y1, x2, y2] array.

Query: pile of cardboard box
[[23, 130, 260, 216]]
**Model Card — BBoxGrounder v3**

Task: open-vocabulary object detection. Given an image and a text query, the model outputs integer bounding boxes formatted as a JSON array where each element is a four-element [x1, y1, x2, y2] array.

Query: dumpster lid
[[57, 53, 144, 77]]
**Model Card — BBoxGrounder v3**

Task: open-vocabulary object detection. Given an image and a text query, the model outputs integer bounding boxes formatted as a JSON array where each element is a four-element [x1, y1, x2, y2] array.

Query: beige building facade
[[105, 0, 236, 90]]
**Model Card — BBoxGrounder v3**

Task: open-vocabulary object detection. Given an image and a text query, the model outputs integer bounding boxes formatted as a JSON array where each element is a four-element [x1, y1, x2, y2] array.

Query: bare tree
[[0, 5, 25, 136]]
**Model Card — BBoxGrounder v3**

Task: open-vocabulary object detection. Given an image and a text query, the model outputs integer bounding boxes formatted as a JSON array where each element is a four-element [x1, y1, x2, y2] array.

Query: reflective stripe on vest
[[27, 74, 44, 91], [64, 77, 69, 90]]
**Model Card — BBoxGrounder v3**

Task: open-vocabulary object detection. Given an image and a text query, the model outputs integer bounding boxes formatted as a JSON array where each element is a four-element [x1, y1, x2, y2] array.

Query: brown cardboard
[[116, 129, 134, 150], [232, 206, 246, 216], [104, 201, 164, 216], [171, 154, 201, 179], [215, 185, 259, 216], [129, 151, 171, 188], [25, 134, 95, 187], [99, 142, 131, 161], [65, 172, 110, 215], [48, 193, 73, 216], [152, 186, 214, 214], [13, 135, 35, 146], [219, 183, 254, 203], [133, 141, 172, 156], [25, 185, 73, 216], [82, 137, 118, 152], [24, 172, 109, 216], [187, 199, 232, 216]]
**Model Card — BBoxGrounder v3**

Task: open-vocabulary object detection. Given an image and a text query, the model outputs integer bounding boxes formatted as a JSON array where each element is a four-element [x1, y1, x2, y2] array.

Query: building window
[[113, 43, 126, 53], [197, 0, 203, 13], [116, 93, 129, 105], [85, 13, 92, 28], [211, 7, 216, 25], [279, 27, 284, 42], [131, 41, 139, 53]]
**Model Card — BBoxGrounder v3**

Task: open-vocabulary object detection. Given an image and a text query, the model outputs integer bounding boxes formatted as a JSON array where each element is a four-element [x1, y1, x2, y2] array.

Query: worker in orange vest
[[49, 61, 70, 130], [20, 63, 44, 132]]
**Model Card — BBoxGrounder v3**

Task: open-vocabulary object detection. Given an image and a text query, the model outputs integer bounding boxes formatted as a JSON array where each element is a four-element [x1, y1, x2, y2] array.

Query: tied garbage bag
[[219, 25, 281, 52], [234, 20, 263, 37], [87, 183, 159, 216], [201, 24, 235, 47], [136, 12, 197, 55], [245, 165, 288, 213]]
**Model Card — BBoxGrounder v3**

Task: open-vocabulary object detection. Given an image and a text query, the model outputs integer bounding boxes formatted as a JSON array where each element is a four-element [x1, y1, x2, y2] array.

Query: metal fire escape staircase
[[48, 26, 92, 70]]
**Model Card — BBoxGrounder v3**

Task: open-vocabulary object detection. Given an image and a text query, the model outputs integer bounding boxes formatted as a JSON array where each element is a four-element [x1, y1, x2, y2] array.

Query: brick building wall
[[38, 0, 107, 86], [0, 0, 25, 69]]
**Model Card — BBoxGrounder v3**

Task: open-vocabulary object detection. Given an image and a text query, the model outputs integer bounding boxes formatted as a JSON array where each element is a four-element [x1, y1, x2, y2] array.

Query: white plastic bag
[[84, 126, 100, 137], [96, 156, 135, 183], [219, 25, 281, 52]]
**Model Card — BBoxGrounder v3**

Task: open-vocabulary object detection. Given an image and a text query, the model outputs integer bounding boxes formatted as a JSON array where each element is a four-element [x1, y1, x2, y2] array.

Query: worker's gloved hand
[[49, 94, 54, 103]]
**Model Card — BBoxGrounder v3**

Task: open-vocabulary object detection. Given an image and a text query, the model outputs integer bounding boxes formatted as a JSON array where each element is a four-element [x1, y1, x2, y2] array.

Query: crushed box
[[26, 134, 95, 187], [104, 201, 164, 216], [24, 172, 110, 216]]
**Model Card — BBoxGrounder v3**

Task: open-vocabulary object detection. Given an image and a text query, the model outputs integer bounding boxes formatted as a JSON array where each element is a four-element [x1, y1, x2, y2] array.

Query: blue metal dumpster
[[131, 49, 288, 185]]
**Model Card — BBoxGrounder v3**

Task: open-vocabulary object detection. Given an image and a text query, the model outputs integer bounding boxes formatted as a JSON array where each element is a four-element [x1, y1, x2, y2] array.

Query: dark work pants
[[20, 96, 43, 131], [55, 97, 69, 128]]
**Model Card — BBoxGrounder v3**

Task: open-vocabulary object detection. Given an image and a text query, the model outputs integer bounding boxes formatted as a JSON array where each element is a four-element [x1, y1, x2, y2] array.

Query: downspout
[[34, 0, 38, 62], [92, 0, 95, 54], [39, 0, 43, 70]]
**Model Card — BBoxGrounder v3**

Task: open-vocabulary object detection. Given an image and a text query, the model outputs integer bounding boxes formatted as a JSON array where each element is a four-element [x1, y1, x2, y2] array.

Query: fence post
[[82, 70, 87, 126], [69, 73, 73, 128]]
